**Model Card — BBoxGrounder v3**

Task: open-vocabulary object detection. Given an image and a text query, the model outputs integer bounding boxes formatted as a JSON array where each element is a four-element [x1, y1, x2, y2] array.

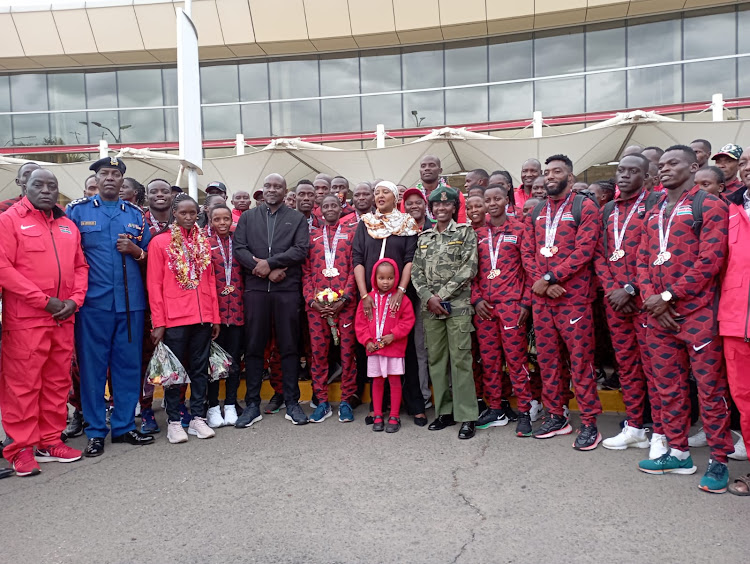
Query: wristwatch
[[543, 272, 556, 284], [660, 290, 673, 303], [623, 284, 637, 297]]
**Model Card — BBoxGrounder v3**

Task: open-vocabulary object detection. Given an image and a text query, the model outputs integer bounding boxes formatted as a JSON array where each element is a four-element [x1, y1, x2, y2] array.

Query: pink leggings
[[372, 375, 402, 419]]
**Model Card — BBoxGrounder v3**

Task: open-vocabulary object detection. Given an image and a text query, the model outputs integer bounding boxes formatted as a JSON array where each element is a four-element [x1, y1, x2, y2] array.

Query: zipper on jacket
[[266, 208, 277, 293], [196, 287, 203, 324], [49, 226, 62, 298], [745, 284, 750, 342]]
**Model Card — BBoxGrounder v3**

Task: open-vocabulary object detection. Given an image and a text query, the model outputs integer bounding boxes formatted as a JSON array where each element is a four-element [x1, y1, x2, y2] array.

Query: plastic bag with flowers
[[145, 342, 190, 391], [315, 288, 345, 345], [208, 341, 233, 382]]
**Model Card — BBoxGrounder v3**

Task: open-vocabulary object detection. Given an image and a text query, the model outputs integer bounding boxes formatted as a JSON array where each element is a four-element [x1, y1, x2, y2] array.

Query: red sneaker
[[12, 448, 41, 477], [35, 442, 82, 463]]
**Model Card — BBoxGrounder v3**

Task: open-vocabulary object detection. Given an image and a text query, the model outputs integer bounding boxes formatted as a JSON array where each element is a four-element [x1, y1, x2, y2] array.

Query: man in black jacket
[[233, 173, 310, 426]]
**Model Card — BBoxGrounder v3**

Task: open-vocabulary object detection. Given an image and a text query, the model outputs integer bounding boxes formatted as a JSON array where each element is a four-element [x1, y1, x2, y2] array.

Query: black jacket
[[727, 186, 747, 206], [233, 203, 309, 293]]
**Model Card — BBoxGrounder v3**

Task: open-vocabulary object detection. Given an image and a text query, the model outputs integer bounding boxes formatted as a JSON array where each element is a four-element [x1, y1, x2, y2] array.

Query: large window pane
[[12, 114, 50, 145], [271, 100, 320, 136], [627, 66, 682, 107], [628, 17, 681, 65], [202, 105, 240, 140], [86, 72, 117, 109], [489, 35, 532, 81], [490, 83, 532, 121], [85, 111, 119, 143], [165, 108, 178, 141], [586, 25, 625, 71], [239, 62, 269, 101], [320, 56, 359, 95], [684, 60, 736, 102], [445, 40, 486, 86], [270, 58, 318, 99], [683, 8, 736, 59], [586, 71, 626, 112], [241, 103, 271, 138], [362, 94, 401, 130], [201, 65, 239, 104], [119, 109, 165, 143], [535, 77, 585, 116], [51, 111, 88, 144], [0, 76, 9, 111], [162, 68, 178, 106], [740, 59, 750, 98], [361, 49, 401, 93], [446, 86, 487, 125], [404, 92, 444, 128], [739, 7, 750, 53], [118, 69, 163, 107], [535, 28, 584, 76], [322, 97, 361, 133], [10, 74, 47, 111], [0, 116, 11, 146], [403, 47, 443, 89], [48, 73, 84, 110]]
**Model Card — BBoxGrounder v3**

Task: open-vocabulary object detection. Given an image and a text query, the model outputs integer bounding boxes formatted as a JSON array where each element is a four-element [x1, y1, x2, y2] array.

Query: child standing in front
[[355, 258, 415, 433]]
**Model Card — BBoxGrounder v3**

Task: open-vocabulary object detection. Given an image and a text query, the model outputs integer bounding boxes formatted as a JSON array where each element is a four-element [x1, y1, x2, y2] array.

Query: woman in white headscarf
[[351, 180, 427, 426]]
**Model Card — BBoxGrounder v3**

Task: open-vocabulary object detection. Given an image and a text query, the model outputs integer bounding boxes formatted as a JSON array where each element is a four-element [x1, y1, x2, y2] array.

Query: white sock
[[670, 448, 690, 460]]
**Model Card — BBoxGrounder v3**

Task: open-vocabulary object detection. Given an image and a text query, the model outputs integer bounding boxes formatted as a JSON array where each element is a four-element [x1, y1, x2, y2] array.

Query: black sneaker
[[599, 372, 621, 391], [62, 409, 84, 441], [533, 413, 573, 439], [501, 399, 518, 422], [235, 403, 262, 428], [285, 403, 309, 425], [476, 408, 509, 429], [515, 411, 532, 437], [264, 393, 285, 414], [573, 424, 602, 451], [477, 398, 487, 414]]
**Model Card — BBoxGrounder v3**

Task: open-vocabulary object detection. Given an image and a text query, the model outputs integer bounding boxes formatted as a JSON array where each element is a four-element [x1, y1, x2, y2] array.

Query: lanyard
[[147, 211, 165, 233], [217, 235, 232, 284], [544, 191, 573, 249], [487, 225, 507, 271], [657, 191, 690, 255], [323, 224, 342, 272], [612, 191, 647, 251], [373, 292, 391, 341]]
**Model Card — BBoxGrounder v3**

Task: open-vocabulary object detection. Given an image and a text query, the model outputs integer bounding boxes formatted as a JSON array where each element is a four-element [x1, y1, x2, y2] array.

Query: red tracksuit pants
[[474, 302, 533, 412], [0, 324, 74, 461], [647, 308, 732, 462], [306, 303, 357, 403], [532, 302, 602, 425], [605, 305, 662, 433], [725, 337, 750, 456]]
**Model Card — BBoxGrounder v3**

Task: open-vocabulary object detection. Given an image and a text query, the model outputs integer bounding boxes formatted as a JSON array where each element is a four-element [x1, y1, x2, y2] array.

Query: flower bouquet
[[316, 288, 345, 345], [208, 341, 233, 382], [145, 342, 190, 390]]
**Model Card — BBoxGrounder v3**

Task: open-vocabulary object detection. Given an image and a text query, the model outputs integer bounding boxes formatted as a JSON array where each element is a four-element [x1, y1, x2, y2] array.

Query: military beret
[[712, 143, 743, 161], [428, 185, 459, 204], [89, 156, 126, 174]]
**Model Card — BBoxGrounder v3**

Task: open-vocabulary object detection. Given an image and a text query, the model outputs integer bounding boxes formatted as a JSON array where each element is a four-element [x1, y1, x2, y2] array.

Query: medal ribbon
[[217, 235, 233, 286], [323, 224, 342, 273], [612, 191, 646, 252], [487, 225, 506, 271], [657, 191, 690, 256], [544, 191, 573, 249], [373, 292, 391, 341]]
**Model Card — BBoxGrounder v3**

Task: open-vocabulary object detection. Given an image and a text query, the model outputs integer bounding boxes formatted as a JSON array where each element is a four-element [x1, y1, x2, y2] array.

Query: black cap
[[171, 185, 183, 193], [89, 156, 126, 174], [206, 181, 227, 193]]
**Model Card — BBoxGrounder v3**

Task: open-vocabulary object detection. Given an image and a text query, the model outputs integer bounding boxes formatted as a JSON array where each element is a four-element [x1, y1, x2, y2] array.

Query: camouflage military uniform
[[412, 218, 479, 423]]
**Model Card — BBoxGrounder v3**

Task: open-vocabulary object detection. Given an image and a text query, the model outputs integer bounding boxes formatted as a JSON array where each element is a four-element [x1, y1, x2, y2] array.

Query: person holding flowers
[[303, 194, 359, 423], [147, 194, 220, 444]]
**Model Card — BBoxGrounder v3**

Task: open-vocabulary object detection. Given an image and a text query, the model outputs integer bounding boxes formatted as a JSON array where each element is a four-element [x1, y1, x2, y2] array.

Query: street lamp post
[[79, 121, 132, 143]]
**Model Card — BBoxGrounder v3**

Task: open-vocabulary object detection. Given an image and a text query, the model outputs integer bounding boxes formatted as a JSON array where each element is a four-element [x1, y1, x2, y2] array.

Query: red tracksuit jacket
[[637, 185, 728, 317], [521, 192, 601, 307], [209, 233, 244, 326], [302, 217, 358, 306], [0, 197, 89, 329], [471, 217, 531, 308], [147, 228, 220, 329], [718, 203, 750, 338]]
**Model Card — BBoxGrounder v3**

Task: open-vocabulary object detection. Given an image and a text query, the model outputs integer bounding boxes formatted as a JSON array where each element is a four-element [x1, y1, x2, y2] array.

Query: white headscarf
[[361, 180, 418, 239]]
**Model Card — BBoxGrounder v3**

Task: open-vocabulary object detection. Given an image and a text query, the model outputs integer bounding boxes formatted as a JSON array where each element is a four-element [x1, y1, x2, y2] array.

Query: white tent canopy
[[2, 118, 749, 202]]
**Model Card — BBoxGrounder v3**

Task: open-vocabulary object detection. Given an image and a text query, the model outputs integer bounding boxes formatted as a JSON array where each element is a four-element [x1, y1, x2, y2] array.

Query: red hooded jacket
[[355, 258, 415, 358], [718, 203, 750, 339]]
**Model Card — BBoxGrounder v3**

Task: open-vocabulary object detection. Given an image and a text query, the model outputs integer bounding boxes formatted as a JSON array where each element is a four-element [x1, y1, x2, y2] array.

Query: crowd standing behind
[[0, 143, 749, 497]]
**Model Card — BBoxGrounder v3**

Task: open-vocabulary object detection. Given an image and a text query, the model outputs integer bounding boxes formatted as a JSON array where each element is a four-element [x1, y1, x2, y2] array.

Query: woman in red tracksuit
[[147, 194, 220, 444], [355, 258, 415, 433]]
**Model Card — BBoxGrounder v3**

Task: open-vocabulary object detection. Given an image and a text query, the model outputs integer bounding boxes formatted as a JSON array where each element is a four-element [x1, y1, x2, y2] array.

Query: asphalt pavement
[[1, 406, 748, 564]]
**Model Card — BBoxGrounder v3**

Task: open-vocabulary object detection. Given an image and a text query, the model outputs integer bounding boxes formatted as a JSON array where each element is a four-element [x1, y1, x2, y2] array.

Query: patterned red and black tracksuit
[[594, 190, 661, 432], [521, 193, 603, 425], [302, 217, 358, 403], [638, 185, 732, 461], [472, 217, 533, 412]]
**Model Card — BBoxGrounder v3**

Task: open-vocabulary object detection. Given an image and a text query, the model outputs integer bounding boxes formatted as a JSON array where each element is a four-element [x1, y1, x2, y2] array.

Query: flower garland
[[166, 223, 211, 290]]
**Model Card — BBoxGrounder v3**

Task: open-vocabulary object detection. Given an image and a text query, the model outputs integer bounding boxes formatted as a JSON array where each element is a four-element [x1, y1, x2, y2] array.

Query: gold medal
[[220, 285, 235, 296], [487, 269, 501, 280]]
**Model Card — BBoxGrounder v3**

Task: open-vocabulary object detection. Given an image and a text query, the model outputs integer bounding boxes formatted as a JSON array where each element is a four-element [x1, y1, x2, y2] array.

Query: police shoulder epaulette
[[67, 197, 90, 207], [122, 200, 146, 215]]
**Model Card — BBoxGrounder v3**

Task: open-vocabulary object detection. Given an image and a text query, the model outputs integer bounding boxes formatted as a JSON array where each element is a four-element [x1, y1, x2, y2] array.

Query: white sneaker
[[602, 422, 649, 450], [167, 421, 188, 444], [529, 400, 543, 422], [206, 406, 224, 428], [223, 405, 238, 426], [688, 426, 708, 447], [729, 432, 748, 461], [649, 432, 669, 459], [188, 417, 216, 439]]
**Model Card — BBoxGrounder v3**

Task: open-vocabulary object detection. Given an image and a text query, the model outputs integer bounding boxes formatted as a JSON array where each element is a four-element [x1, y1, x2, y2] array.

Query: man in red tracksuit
[[595, 154, 665, 458], [521, 154, 603, 451], [0, 169, 89, 476], [636, 144, 732, 494], [472, 184, 534, 437], [303, 195, 358, 423]]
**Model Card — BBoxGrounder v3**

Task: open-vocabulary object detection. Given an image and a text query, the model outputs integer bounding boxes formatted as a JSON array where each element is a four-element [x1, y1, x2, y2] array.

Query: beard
[[545, 176, 568, 197]]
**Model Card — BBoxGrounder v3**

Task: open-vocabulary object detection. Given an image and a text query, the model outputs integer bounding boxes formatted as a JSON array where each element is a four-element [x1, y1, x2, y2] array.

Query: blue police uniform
[[67, 194, 151, 439]]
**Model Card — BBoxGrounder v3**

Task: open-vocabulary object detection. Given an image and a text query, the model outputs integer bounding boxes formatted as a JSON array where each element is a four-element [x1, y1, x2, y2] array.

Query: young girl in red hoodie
[[355, 258, 415, 433]]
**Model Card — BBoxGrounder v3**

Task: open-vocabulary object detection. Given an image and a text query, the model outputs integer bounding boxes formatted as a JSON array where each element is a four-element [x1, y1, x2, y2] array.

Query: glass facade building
[[1, 5, 748, 148]]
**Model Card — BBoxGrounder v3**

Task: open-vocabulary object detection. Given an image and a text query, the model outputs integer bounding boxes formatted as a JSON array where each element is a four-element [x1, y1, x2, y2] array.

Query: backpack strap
[[643, 190, 662, 212], [601, 200, 616, 255], [691, 188, 707, 237], [530, 199, 547, 224], [571, 193, 584, 226]]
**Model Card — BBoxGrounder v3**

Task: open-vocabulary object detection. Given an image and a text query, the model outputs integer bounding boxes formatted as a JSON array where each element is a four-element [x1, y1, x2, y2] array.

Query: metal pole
[[712, 93, 724, 121], [99, 139, 108, 158], [188, 168, 198, 201], [532, 111, 543, 138], [376, 124, 385, 148], [235, 133, 245, 155]]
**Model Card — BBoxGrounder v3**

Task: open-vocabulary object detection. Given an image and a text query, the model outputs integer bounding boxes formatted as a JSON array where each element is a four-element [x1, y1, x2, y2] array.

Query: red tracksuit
[[0, 198, 89, 461], [718, 202, 750, 456], [302, 217, 358, 403], [521, 193, 602, 425], [638, 185, 732, 461], [594, 190, 661, 432], [472, 217, 533, 412]]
